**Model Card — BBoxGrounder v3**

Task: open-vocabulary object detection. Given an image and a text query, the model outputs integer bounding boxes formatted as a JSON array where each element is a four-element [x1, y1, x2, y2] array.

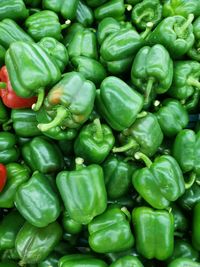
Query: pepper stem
[[32, 88, 45, 111], [75, 157, 84, 170], [0, 82, 6, 89], [112, 139, 139, 153], [61, 20, 71, 30], [37, 106, 68, 131], [136, 111, 147, 119], [125, 4, 132, 11], [134, 152, 152, 168], [121, 207, 131, 222], [179, 14, 194, 34], [145, 77, 154, 104], [2, 119, 12, 131], [185, 172, 196, 190], [187, 77, 200, 90], [141, 22, 154, 39], [93, 118, 103, 141]]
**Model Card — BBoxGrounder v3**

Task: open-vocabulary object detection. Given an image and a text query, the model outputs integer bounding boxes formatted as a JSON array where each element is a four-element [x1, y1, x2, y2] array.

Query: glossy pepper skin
[[38, 252, 60, 267], [38, 37, 69, 72], [131, 0, 162, 30], [0, 99, 8, 124], [0, 210, 24, 250], [22, 136, 64, 174], [63, 23, 85, 47], [114, 112, 163, 157], [94, 0, 125, 21], [0, 163, 6, 192], [15, 221, 62, 265], [147, 15, 195, 58], [96, 76, 143, 131], [155, 99, 189, 137], [178, 183, 200, 211], [76, 0, 94, 27], [59, 255, 108, 267], [132, 207, 174, 260], [88, 207, 134, 253], [15, 171, 61, 228], [62, 211, 82, 235], [0, 0, 29, 21], [102, 155, 137, 199], [133, 153, 185, 209], [11, 108, 41, 137], [56, 159, 107, 224], [188, 16, 200, 61], [168, 258, 200, 267], [173, 129, 200, 175], [110, 255, 144, 267], [74, 118, 115, 164], [192, 202, 200, 251], [37, 72, 96, 132], [42, 0, 79, 20], [0, 163, 30, 208], [0, 132, 19, 164]]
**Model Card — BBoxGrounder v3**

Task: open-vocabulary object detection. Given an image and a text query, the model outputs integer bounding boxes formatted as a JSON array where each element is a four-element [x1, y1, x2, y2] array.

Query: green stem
[[134, 152, 152, 168], [145, 77, 154, 104], [32, 88, 45, 111], [140, 21, 154, 39], [121, 207, 131, 222], [179, 14, 194, 34], [61, 20, 71, 30], [112, 139, 139, 153], [185, 172, 196, 190], [136, 12, 149, 24], [125, 4, 132, 11], [136, 111, 147, 119], [0, 82, 7, 89], [2, 119, 12, 131], [187, 77, 200, 90], [93, 118, 103, 141], [75, 157, 84, 170], [37, 106, 68, 131]]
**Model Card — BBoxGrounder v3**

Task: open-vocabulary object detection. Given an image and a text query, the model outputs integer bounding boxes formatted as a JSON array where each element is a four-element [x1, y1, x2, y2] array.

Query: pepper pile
[[0, 0, 200, 266]]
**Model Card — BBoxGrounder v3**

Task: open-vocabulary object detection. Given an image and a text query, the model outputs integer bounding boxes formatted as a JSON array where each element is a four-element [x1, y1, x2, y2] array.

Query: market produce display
[[1, 0, 200, 266]]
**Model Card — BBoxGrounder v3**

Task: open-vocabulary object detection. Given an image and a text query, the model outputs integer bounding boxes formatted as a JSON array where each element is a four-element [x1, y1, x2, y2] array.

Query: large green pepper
[[11, 108, 41, 137], [0, 0, 29, 21], [88, 207, 134, 253], [37, 72, 96, 133], [22, 136, 64, 174], [131, 0, 162, 30], [74, 118, 115, 164], [56, 158, 107, 224], [173, 129, 200, 175], [147, 14, 195, 58], [132, 207, 174, 260], [113, 112, 163, 157], [38, 37, 69, 72], [0, 132, 19, 164], [76, 0, 94, 27], [42, 0, 79, 20], [131, 44, 173, 105], [0, 210, 24, 250], [155, 99, 189, 137], [102, 154, 137, 199], [132, 153, 185, 209], [5, 41, 61, 111], [0, 163, 30, 208], [15, 221, 62, 265], [110, 255, 144, 267], [15, 171, 61, 228], [0, 99, 8, 124], [178, 182, 200, 210], [68, 29, 98, 60], [168, 258, 200, 267], [192, 202, 200, 250], [168, 61, 200, 108], [59, 255, 108, 267], [96, 76, 144, 131], [94, 0, 125, 21]]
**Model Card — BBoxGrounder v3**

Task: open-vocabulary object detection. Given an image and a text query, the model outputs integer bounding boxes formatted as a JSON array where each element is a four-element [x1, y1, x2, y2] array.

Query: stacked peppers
[[0, 0, 200, 267]]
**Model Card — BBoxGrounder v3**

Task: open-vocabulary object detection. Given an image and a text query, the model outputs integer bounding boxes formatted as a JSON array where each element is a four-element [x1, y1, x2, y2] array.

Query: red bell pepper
[[0, 164, 6, 192], [0, 66, 37, 109]]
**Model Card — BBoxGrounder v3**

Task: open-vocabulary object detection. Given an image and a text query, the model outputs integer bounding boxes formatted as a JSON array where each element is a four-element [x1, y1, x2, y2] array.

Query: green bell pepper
[[63, 23, 84, 47], [0, 163, 30, 208], [37, 72, 96, 133], [71, 56, 107, 85], [155, 99, 189, 137], [171, 204, 188, 233], [0, 210, 24, 250], [68, 28, 98, 60], [62, 211, 82, 234], [168, 258, 200, 267], [192, 202, 200, 250], [188, 16, 200, 61], [74, 118, 115, 164], [0, 132, 19, 164], [147, 14, 195, 58], [110, 255, 144, 267], [0, 0, 29, 21], [173, 129, 200, 175], [168, 61, 200, 108], [102, 154, 138, 199], [42, 0, 79, 20], [132, 207, 174, 260], [131, 0, 162, 30], [38, 252, 60, 267], [96, 76, 144, 131], [56, 158, 107, 224], [15, 171, 61, 228], [94, 0, 125, 21], [113, 112, 163, 157], [76, 0, 94, 27], [38, 37, 69, 72], [5, 41, 61, 111], [22, 136, 64, 174], [11, 108, 41, 137], [88, 207, 134, 253], [59, 255, 108, 267], [15, 221, 62, 265], [0, 99, 8, 124], [132, 153, 185, 209], [178, 182, 200, 210], [131, 44, 173, 105], [25, 10, 69, 41]]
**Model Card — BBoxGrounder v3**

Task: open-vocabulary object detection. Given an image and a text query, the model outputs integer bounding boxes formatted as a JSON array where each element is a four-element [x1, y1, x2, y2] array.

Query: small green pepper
[[0, 132, 19, 164], [0, 0, 29, 21], [168, 258, 200, 267]]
